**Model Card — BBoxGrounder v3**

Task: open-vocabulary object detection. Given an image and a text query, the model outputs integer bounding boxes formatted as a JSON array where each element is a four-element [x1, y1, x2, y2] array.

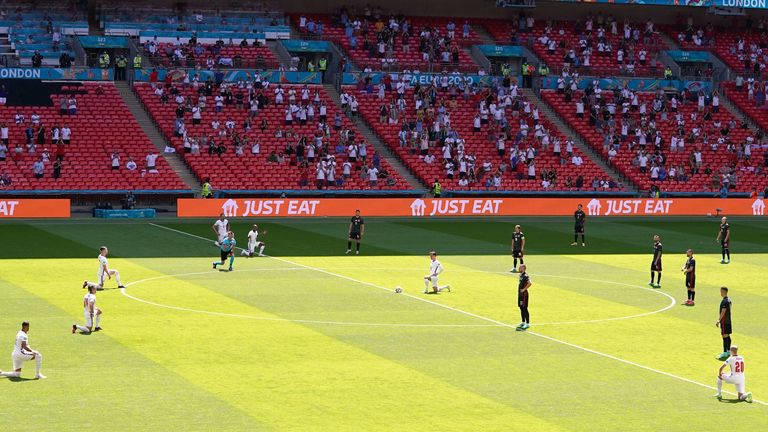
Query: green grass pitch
[[0, 216, 766, 431]]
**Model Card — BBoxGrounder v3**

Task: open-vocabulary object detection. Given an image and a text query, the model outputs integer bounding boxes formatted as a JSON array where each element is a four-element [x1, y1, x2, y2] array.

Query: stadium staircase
[[523, 88, 636, 192], [322, 83, 426, 191], [719, 87, 763, 133], [114, 81, 201, 192], [267, 40, 292, 68]]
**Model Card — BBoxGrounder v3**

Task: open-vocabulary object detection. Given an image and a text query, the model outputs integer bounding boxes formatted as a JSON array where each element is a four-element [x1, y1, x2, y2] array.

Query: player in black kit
[[716, 216, 730, 264], [571, 204, 586, 247], [681, 249, 696, 306], [516, 264, 531, 331], [716, 286, 733, 360], [346, 210, 365, 255], [649, 235, 662, 288], [510, 225, 525, 273]]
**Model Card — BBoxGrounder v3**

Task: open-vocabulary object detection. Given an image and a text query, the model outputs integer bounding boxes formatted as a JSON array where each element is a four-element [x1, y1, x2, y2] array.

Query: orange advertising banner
[[178, 197, 767, 218], [0, 199, 70, 218]]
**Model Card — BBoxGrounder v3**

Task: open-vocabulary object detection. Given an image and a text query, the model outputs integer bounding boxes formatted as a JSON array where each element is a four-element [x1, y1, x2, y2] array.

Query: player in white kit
[[0, 321, 46, 379], [714, 345, 752, 402], [83, 246, 124, 290], [241, 224, 267, 257], [212, 213, 230, 245], [72, 285, 102, 334], [423, 251, 451, 294]]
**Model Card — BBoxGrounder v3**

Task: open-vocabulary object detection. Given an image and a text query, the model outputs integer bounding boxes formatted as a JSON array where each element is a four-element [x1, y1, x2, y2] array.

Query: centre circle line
[[118, 266, 675, 327]]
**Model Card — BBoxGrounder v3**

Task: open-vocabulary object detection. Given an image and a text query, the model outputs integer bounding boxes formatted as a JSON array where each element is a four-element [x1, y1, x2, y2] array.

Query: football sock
[[725, 249, 730, 260], [35, 354, 42, 374], [520, 258, 524, 265], [347, 241, 352, 250], [716, 378, 723, 394], [356, 242, 360, 252], [650, 271, 655, 283], [656, 273, 662, 284], [574, 234, 578, 242], [95, 314, 101, 326], [113, 270, 122, 285], [229, 256, 234, 267], [581, 234, 585, 244], [722, 250, 726, 260], [75, 324, 90, 333], [514, 258, 518, 268], [259, 245, 265, 255], [521, 307, 530, 323], [424, 279, 430, 290], [212, 262, 218, 267], [691, 291, 695, 301], [723, 336, 731, 353]]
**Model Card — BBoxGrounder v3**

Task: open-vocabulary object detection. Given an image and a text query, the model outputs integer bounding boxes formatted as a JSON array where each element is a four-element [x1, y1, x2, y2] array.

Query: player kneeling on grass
[[423, 251, 450, 294], [241, 224, 266, 257], [0, 321, 46, 379], [73, 285, 102, 334], [83, 246, 124, 291], [213, 231, 236, 271], [714, 345, 752, 403]]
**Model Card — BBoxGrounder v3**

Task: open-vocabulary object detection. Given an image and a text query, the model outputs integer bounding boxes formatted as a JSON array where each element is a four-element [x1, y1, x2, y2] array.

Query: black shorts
[[220, 250, 231, 261], [651, 261, 662, 272], [513, 250, 523, 258], [575, 225, 585, 234], [720, 321, 732, 336], [518, 294, 528, 308], [349, 232, 361, 240], [686, 275, 695, 289]]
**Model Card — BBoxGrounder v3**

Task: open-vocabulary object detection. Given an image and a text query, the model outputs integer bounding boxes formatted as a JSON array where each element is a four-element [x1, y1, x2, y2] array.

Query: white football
[[394, 286, 403, 293]]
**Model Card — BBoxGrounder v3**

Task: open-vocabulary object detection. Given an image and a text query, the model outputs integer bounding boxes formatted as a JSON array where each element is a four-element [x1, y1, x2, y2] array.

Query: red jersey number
[[735, 361, 744, 373]]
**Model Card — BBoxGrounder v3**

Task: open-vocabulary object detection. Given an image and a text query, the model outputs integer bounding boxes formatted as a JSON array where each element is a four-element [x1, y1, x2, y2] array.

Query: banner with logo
[[0, 67, 113, 81], [281, 40, 332, 53], [78, 36, 130, 49], [666, 50, 710, 63], [0, 199, 70, 218], [476, 45, 525, 58], [342, 72, 498, 87], [177, 198, 766, 218]]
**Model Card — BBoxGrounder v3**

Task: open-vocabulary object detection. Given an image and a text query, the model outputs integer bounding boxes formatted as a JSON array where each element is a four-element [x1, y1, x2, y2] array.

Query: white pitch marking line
[[148, 222, 766, 406]]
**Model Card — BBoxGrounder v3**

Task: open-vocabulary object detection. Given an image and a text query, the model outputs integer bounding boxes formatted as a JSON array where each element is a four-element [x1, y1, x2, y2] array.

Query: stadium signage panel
[[281, 40, 332, 52], [0, 199, 70, 218], [476, 45, 525, 58], [0, 67, 113, 81], [177, 198, 766, 217]]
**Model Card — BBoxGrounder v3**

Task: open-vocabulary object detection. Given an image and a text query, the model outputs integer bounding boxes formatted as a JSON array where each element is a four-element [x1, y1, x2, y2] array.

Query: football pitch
[[0, 216, 766, 431]]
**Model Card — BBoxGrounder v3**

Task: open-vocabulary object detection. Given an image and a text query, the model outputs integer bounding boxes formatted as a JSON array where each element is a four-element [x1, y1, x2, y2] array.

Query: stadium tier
[[722, 81, 768, 133], [134, 82, 409, 191], [483, 18, 666, 77], [669, 25, 754, 73], [0, 83, 186, 191], [541, 88, 766, 193], [291, 13, 481, 72], [142, 42, 281, 70], [348, 83, 617, 191]]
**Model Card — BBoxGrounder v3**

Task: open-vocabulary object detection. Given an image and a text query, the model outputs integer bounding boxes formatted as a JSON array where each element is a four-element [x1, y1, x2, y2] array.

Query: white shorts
[[721, 374, 745, 393], [248, 242, 263, 253], [425, 275, 439, 287], [218, 233, 228, 242], [84, 311, 94, 327], [12, 352, 35, 370]]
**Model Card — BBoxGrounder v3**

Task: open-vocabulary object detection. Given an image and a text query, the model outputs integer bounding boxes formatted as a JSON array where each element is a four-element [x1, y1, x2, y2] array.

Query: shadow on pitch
[[5, 376, 37, 382]]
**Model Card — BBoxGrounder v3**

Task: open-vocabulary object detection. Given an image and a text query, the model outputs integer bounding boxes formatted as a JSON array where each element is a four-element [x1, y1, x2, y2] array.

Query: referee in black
[[571, 203, 586, 246], [516, 264, 531, 331], [717, 286, 733, 360], [681, 249, 696, 306]]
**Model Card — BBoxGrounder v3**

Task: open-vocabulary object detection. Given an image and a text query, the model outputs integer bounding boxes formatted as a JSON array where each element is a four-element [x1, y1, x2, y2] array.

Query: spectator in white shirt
[[146, 151, 159, 172], [126, 158, 137, 171], [571, 155, 583, 166]]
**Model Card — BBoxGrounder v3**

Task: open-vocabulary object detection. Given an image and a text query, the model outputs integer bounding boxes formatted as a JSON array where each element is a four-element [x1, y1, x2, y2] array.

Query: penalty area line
[[147, 222, 766, 406]]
